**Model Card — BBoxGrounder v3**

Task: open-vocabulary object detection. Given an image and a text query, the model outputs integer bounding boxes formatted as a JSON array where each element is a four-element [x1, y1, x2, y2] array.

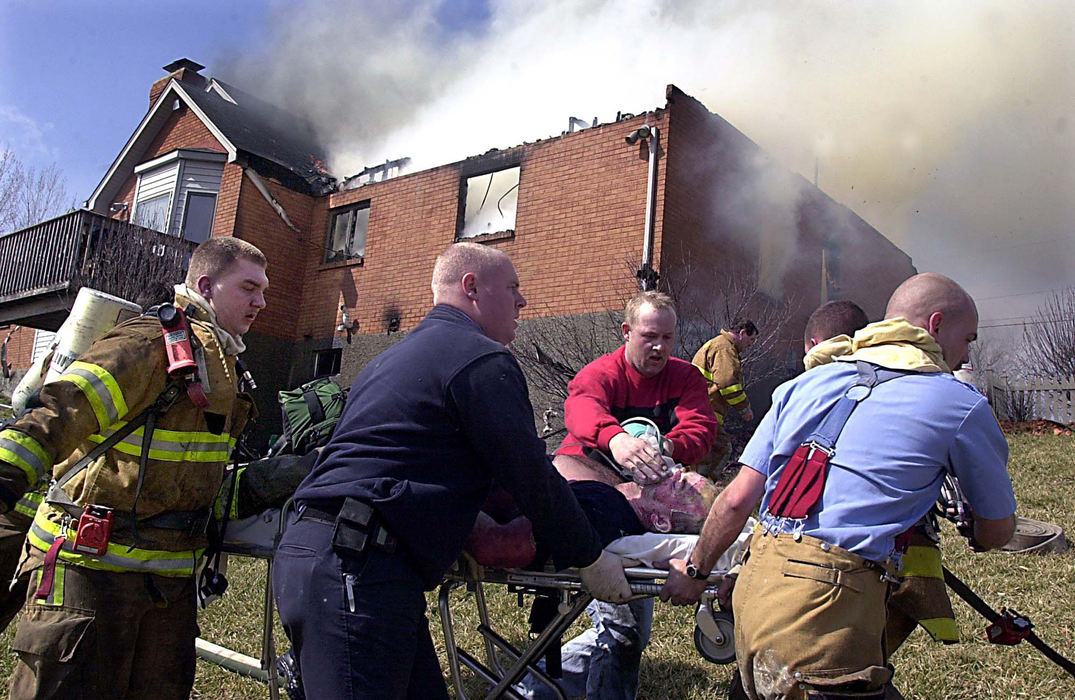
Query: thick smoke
[[221, 0, 1074, 331]]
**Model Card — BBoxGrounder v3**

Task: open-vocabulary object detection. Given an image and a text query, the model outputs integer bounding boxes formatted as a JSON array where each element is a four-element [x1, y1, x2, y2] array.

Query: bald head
[[885, 272, 978, 369], [431, 242, 525, 344], [432, 242, 510, 300]]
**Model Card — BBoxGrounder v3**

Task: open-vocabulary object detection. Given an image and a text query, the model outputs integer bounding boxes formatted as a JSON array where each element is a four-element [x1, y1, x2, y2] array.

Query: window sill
[[456, 230, 515, 245], [320, 256, 364, 271]]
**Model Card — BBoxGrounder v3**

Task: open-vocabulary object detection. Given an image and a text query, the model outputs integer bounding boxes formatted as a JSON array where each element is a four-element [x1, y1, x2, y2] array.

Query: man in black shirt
[[273, 243, 631, 699]]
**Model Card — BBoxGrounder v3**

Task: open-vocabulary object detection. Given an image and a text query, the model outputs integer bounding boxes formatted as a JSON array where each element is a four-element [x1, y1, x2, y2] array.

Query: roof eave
[[86, 80, 238, 211]]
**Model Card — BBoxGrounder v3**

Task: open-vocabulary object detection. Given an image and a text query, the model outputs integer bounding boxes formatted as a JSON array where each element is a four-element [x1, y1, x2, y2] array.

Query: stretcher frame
[[438, 557, 730, 700], [195, 533, 281, 698]]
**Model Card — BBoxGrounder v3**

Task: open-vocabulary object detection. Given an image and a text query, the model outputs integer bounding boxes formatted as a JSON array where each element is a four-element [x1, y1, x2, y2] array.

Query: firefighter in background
[[691, 319, 758, 478], [0, 237, 269, 699]]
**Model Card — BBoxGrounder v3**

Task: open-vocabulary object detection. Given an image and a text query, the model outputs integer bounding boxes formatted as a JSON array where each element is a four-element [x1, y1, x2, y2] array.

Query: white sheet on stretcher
[[605, 517, 756, 574]]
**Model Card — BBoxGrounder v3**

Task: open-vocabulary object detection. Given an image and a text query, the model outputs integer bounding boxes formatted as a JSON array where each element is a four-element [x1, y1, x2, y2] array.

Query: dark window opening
[[325, 203, 370, 264], [459, 166, 519, 239], [314, 348, 342, 377], [181, 192, 217, 244]]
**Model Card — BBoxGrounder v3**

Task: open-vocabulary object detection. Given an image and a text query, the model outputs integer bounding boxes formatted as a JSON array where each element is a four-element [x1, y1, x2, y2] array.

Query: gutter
[[242, 166, 301, 234]]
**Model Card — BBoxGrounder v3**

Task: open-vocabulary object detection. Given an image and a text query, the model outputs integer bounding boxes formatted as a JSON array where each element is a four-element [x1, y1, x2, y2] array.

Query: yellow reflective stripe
[[728, 393, 748, 406], [29, 511, 200, 577], [719, 383, 744, 396], [715, 412, 725, 425], [898, 545, 944, 579], [695, 365, 714, 382], [0, 429, 51, 486], [86, 423, 236, 463], [59, 361, 128, 430], [33, 562, 66, 606], [919, 616, 959, 643], [14, 489, 45, 518], [214, 470, 242, 520]]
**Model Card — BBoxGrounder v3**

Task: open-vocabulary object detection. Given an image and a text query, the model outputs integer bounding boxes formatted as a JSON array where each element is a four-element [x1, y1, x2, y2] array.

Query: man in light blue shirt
[[662, 273, 1017, 699]]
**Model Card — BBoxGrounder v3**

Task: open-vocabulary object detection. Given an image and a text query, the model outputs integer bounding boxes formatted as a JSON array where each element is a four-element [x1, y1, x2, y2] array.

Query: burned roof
[[181, 78, 335, 194]]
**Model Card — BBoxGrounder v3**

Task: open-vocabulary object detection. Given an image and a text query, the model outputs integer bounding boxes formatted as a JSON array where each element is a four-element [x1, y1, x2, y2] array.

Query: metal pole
[[640, 127, 660, 290]]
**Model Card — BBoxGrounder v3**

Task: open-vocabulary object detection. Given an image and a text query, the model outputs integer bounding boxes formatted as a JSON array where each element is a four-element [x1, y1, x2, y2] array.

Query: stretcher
[[438, 546, 736, 700], [194, 508, 285, 698]]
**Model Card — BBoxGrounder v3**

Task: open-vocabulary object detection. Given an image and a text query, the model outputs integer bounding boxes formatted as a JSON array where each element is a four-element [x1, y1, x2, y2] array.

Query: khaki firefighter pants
[[8, 558, 198, 700], [732, 531, 894, 699]]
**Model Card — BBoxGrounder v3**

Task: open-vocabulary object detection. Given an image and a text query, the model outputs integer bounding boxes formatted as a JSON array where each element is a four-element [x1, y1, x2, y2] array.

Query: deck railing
[[0, 210, 197, 304]]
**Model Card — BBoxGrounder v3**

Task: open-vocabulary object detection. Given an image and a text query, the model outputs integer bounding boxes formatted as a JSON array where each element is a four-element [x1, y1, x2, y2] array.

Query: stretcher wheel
[[694, 609, 736, 665]]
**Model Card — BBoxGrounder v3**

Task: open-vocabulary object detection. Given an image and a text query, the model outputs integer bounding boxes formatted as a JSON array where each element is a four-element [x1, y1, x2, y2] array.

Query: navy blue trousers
[[272, 513, 449, 699]]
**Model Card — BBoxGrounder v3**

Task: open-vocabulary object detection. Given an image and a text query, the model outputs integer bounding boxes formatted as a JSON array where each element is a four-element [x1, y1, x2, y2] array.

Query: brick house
[[0, 59, 915, 442]]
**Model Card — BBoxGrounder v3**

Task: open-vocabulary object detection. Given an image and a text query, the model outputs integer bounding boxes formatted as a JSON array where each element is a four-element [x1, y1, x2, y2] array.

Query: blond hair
[[186, 237, 267, 285], [624, 291, 676, 326]]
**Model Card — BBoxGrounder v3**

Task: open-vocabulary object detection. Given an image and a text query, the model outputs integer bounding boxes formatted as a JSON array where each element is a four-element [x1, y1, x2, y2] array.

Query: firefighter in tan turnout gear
[[691, 319, 758, 478], [0, 237, 269, 699]]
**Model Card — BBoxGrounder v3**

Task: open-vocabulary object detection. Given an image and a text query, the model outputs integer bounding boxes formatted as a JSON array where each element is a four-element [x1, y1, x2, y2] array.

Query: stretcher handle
[[628, 581, 720, 597]]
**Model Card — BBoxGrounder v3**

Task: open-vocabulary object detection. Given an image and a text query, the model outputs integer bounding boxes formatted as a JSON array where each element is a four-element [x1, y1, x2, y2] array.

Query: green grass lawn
[[1, 432, 1073, 698]]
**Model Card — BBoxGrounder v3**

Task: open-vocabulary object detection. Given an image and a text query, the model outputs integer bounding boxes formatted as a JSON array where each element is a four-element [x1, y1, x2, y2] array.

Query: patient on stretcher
[[465, 466, 718, 569]]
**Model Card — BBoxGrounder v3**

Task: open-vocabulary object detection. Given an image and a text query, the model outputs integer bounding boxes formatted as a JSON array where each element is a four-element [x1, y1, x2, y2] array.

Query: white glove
[[580, 549, 632, 603]]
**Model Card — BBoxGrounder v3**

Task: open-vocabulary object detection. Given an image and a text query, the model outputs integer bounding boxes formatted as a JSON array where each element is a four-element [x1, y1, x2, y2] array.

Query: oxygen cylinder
[[10, 350, 51, 415], [43, 288, 141, 384], [10, 288, 141, 414]]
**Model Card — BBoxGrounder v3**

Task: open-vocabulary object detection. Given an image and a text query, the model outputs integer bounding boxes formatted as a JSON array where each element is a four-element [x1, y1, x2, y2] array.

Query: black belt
[[297, 501, 344, 524], [56, 504, 212, 538], [298, 498, 398, 555]]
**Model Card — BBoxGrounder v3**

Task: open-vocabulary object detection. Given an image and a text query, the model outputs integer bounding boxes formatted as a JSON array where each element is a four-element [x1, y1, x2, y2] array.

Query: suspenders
[[767, 361, 909, 520]]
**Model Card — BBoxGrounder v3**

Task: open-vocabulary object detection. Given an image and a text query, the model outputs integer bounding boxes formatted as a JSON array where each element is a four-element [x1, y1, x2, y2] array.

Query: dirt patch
[[999, 419, 1073, 436]]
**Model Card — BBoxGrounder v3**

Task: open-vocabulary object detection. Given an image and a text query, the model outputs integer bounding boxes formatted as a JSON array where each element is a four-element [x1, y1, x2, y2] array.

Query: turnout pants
[[0, 509, 33, 633], [732, 532, 893, 699], [272, 511, 449, 700], [8, 559, 198, 700]]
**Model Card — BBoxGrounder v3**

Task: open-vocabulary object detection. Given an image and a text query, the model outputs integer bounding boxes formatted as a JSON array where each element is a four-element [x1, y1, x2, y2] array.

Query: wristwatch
[[685, 560, 709, 581]]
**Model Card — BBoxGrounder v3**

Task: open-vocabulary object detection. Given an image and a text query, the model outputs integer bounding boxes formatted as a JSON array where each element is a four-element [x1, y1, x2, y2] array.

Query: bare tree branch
[[0, 146, 71, 235], [1020, 287, 1075, 379]]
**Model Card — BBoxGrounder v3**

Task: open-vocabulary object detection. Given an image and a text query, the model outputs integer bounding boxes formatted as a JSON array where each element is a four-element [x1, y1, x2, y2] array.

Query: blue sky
[[1, 1, 1072, 355], [0, 2, 270, 203]]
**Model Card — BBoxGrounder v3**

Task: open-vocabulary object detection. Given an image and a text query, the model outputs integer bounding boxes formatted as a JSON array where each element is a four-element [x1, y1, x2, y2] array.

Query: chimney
[[150, 58, 207, 105]]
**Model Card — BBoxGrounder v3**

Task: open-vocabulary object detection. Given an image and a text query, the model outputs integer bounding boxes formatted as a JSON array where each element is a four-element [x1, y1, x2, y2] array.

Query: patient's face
[[621, 471, 718, 534]]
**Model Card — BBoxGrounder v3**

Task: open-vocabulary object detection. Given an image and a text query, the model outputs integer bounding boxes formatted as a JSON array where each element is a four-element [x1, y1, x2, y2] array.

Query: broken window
[[314, 348, 342, 377], [325, 203, 370, 264], [459, 166, 519, 239]]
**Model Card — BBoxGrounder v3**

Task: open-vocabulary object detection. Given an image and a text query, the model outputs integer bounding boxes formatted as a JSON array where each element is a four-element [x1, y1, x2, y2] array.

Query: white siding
[[133, 162, 180, 233], [31, 330, 56, 363]]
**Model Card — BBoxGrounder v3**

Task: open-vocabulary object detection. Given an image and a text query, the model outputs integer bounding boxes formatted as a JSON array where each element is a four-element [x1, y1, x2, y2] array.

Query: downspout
[[242, 166, 301, 234], [638, 126, 660, 291]]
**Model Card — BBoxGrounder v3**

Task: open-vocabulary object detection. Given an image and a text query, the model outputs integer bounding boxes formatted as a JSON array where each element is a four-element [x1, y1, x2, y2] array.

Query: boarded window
[[459, 166, 519, 239], [325, 204, 370, 263]]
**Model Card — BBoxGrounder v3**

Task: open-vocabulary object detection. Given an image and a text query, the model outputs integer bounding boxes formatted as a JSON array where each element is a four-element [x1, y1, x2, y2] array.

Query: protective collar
[[803, 335, 853, 370], [173, 284, 246, 356], [837, 318, 948, 373]]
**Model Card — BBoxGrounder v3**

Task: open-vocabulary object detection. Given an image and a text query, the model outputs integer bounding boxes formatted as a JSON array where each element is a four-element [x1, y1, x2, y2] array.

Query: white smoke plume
[[221, 0, 1075, 330]]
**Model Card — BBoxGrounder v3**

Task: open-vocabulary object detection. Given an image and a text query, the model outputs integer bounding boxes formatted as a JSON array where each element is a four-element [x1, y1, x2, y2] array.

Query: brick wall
[[110, 106, 227, 215], [232, 170, 317, 342], [297, 112, 667, 357], [0, 325, 37, 372], [661, 85, 916, 351]]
